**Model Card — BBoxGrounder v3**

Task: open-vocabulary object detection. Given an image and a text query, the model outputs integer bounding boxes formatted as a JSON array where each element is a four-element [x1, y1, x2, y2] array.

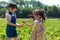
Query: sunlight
[[0, 0, 60, 6]]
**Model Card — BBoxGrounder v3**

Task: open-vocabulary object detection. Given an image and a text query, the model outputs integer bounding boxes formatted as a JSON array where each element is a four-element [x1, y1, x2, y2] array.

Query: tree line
[[0, 0, 60, 18]]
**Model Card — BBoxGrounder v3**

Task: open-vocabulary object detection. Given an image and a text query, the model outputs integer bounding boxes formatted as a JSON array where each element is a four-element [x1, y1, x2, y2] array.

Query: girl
[[23, 9, 46, 40], [5, 3, 23, 40]]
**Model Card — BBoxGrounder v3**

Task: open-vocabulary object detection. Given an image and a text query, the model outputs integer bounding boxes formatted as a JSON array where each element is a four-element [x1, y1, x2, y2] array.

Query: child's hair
[[33, 9, 46, 22], [29, 12, 34, 18], [28, 12, 35, 21], [7, 3, 17, 9]]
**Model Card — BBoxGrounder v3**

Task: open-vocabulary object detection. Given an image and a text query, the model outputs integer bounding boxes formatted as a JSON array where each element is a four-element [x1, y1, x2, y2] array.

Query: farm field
[[0, 18, 60, 40]]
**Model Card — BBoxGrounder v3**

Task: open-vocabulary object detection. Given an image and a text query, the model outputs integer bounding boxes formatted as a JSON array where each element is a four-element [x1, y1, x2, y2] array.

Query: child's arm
[[23, 21, 34, 27], [6, 15, 21, 27]]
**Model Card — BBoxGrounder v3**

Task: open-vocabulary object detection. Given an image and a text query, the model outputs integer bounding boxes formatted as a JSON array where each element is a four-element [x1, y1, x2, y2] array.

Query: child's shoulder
[[6, 13, 9, 15], [34, 20, 38, 23], [33, 20, 38, 24], [5, 12, 12, 18]]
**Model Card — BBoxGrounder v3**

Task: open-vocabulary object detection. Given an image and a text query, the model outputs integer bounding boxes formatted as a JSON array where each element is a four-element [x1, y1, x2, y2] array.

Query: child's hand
[[22, 21, 26, 23], [17, 24, 23, 28]]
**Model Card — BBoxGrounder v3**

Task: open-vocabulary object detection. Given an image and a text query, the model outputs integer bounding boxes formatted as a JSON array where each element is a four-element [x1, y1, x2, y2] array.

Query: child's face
[[8, 7, 17, 13], [33, 14, 40, 20]]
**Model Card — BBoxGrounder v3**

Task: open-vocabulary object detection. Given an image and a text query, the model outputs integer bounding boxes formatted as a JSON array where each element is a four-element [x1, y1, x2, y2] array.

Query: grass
[[0, 18, 60, 40]]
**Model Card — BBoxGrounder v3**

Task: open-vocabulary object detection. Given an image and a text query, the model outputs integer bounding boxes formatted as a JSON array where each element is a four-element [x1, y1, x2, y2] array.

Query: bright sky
[[39, 0, 60, 6], [0, 0, 8, 2], [0, 0, 60, 6]]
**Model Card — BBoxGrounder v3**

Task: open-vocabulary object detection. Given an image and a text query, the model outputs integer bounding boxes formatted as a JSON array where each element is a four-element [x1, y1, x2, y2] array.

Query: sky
[[0, 0, 60, 6], [0, 0, 8, 2], [39, 0, 60, 6]]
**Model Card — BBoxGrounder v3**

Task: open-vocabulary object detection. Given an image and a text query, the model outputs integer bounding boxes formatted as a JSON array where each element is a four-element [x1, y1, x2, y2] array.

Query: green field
[[0, 19, 60, 40]]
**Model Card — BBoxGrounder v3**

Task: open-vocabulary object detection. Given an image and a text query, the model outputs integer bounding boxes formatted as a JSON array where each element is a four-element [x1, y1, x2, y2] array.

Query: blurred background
[[0, 0, 60, 40]]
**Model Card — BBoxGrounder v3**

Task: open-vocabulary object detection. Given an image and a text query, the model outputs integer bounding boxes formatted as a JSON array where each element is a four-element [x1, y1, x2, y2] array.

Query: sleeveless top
[[30, 20, 44, 40]]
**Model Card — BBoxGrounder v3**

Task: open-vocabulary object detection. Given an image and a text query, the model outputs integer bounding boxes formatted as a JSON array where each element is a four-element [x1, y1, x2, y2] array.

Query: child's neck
[[9, 10, 14, 13], [35, 19, 41, 22], [9, 11, 14, 14], [9, 12, 15, 15], [36, 18, 40, 21]]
